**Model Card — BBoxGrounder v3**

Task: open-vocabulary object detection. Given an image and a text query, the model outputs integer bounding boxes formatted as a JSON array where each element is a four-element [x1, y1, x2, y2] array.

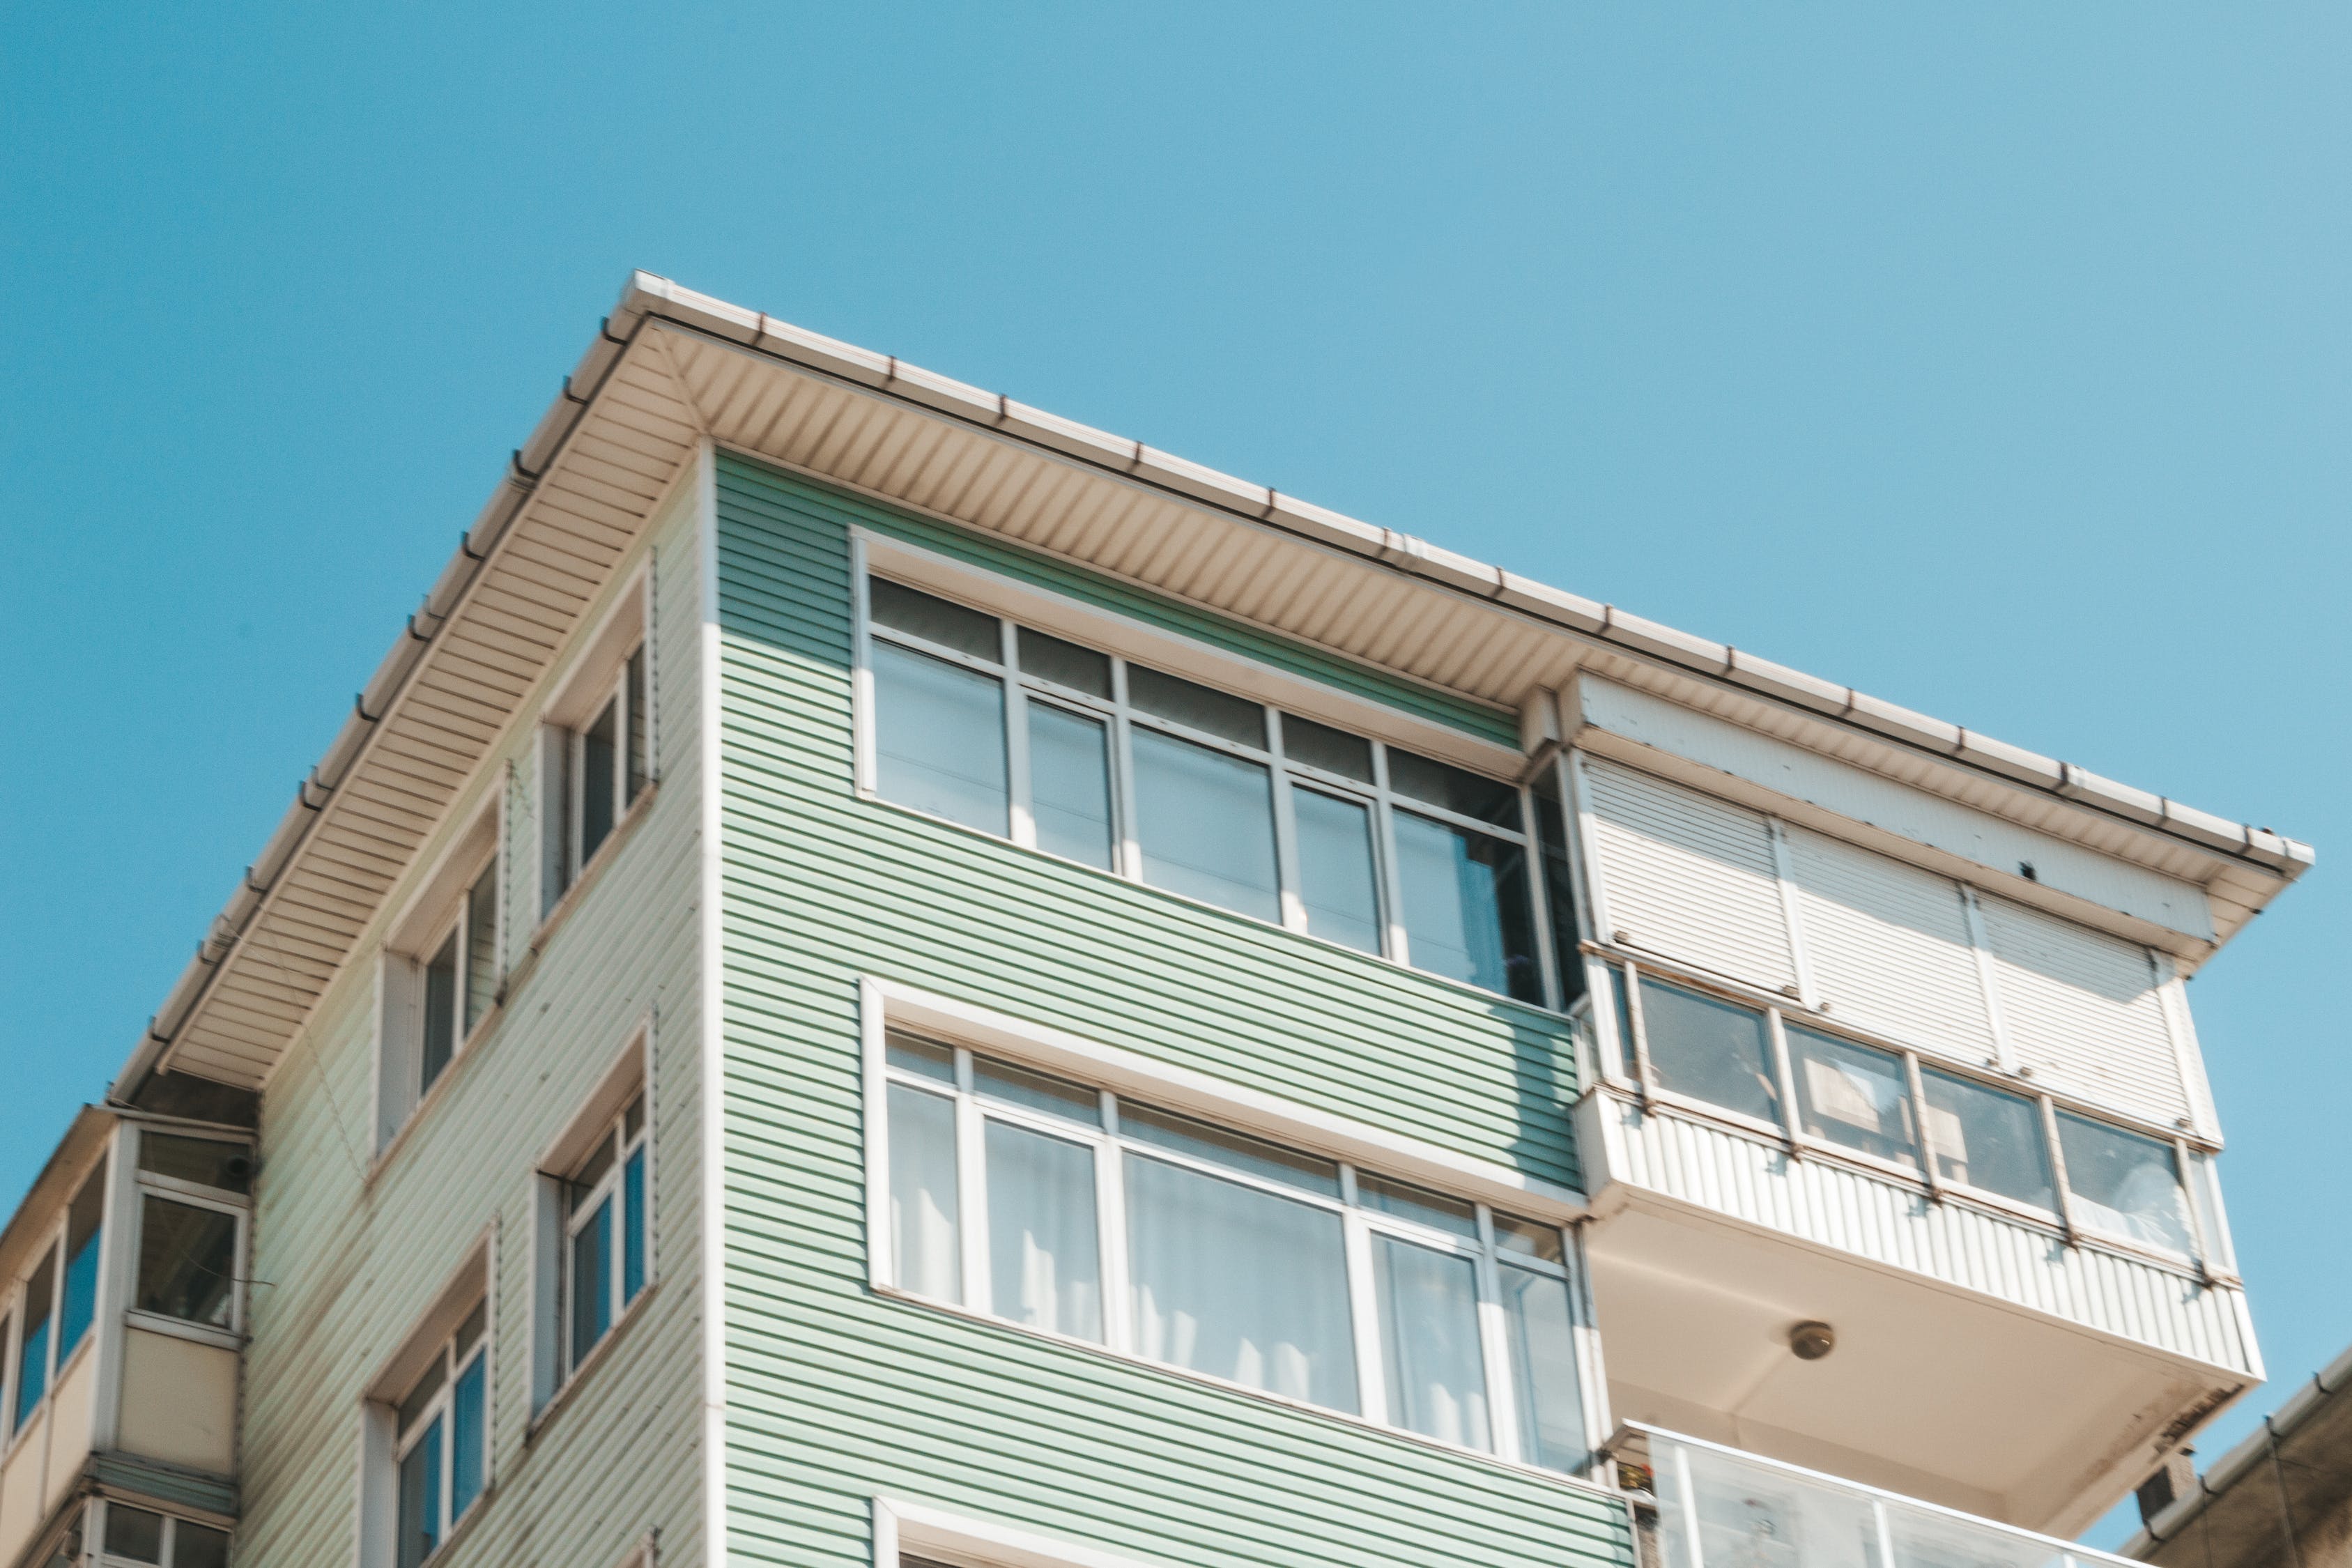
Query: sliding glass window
[[878, 1028, 1594, 1473], [866, 574, 1555, 1005]]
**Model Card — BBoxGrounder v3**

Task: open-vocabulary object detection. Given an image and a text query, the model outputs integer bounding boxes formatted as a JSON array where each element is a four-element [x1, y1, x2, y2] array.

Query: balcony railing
[[1620, 1425, 2135, 1568]]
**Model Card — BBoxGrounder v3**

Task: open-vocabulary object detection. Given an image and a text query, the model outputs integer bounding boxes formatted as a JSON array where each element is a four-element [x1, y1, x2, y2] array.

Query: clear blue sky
[[3, 5, 2344, 1548]]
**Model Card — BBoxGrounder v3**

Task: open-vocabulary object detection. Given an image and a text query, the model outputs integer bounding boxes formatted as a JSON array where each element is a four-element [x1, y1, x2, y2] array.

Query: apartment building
[[0, 273, 2311, 1568]]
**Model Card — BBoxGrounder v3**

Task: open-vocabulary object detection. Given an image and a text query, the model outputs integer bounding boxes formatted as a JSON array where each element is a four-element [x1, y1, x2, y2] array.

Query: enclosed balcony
[[0, 1110, 249, 1568], [1614, 1425, 2137, 1568]]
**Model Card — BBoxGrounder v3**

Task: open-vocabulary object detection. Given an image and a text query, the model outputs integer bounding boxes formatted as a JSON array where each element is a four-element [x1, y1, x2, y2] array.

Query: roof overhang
[[112, 272, 2315, 1103]]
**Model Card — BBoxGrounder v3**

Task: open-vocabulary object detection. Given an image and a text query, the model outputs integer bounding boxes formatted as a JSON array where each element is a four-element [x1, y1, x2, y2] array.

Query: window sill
[[871, 1282, 1615, 1504], [855, 787, 1567, 1027], [124, 1309, 241, 1351], [525, 1277, 660, 1447]]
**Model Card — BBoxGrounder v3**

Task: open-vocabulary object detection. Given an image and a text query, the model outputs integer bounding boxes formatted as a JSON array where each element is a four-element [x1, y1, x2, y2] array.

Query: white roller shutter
[[1785, 827, 1997, 1068], [1978, 894, 2188, 1126], [1581, 757, 1799, 995]]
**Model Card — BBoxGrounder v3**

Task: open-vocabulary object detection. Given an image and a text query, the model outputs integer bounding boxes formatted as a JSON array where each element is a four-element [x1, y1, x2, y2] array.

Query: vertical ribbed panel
[[1978, 897, 2186, 1128], [1606, 1098, 2255, 1374], [1583, 759, 1798, 994], [1786, 827, 1997, 1069]]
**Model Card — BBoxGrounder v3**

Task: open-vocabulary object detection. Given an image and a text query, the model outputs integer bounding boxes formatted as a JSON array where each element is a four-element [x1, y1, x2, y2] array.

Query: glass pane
[[1355, 1172, 1477, 1238], [1500, 1263, 1586, 1471], [454, 1299, 486, 1360], [1279, 714, 1373, 781], [985, 1119, 1102, 1342], [887, 1084, 961, 1300], [396, 1415, 443, 1568], [2059, 1114, 2193, 1254], [104, 1505, 165, 1564], [884, 1031, 956, 1084], [581, 696, 618, 863], [1292, 790, 1382, 953], [1657, 1436, 1886, 1568], [1016, 627, 1112, 697], [870, 578, 1001, 661], [1639, 978, 1781, 1123], [464, 861, 498, 1035], [624, 1091, 645, 1142], [1789, 1027, 1918, 1167], [571, 1128, 616, 1194], [397, 1352, 445, 1436], [1532, 766, 1584, 1004], [974, 1057, 1101, 1126], [1373, 1235, 1491, 1451], [1393, 810, 1542, 1001], [57, 1226, 99, 1368], [1131, 729, 1279, 921], [422, 928, 459, 1091], [137, 1196, 237, 1327], [873, 641, 1009, 836], [1028, 704, 1116, 870], [625, 644, 650, 802], [139, 1134, 252, 1194], [176, 1523, 232, 1568], [1118, 1102, 1340, 1197], [1125, 1153, 1357, 1412], [1921, 1070, 2055, 1210], [570, 1196, 612, 1365], [1610, 964, 1637, 1079], [2188, 1151, 2234, 1273], [1126, 666, 1264, 747], [623, 1148, 647, 1302], [1386, 749, 1521, 831], [1493, 1215, 1566, 1263], [13, 1304, 45, 1426], [1887, 1508, 2066, 1567], [450, 1353, 487, 1521]]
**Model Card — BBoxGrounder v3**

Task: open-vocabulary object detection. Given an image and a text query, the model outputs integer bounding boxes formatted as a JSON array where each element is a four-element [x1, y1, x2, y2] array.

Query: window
[[8, 1162, 107, 1438], [95, 1502, 232, 1568], [1600, 961, 2215, 1268], [132, 1132, 249, 1333], [546, 642, 651, 907], [864, 576, 1557, 1005], [394, 1301, 489, 1568], [563, 1094, 648, 1374], [379, 804, 503, 1149], [879, 1028, 1594, 1472]]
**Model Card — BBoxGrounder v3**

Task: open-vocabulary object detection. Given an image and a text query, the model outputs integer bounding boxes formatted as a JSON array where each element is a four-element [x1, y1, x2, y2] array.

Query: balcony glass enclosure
[[1640, 1427, 2135, 1568]]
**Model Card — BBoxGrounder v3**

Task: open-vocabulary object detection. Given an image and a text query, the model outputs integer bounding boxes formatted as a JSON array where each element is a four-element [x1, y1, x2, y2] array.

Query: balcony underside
[[1578, 1091, 2257, 1538]]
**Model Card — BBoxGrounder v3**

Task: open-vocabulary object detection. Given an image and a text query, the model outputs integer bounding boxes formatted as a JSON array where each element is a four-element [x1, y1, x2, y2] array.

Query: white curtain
[[984, 1118, 1102, 1342], [888, 1084, 960, 1300], [1373, 1234, 1491, 1451], [1500, 1263, 1583, 1472], [1124, 1153, 1356, 1413]]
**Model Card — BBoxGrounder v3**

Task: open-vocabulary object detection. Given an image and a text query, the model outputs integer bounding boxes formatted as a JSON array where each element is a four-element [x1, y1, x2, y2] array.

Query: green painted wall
[[237, 477, 707, 1568], [714, 453, 1622, 1568]]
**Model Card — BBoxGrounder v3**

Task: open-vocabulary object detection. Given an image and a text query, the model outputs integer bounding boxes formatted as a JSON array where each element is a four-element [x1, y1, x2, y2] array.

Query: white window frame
[[392, 1307, 490, 1565], [376, 797, 505, 1154], [358, 1238, 494, 1568], [558, 1098, 649, 1381], [84, 1497, 236, 1568], [3, 1147, 116, 1450], [125, 1130, 250, 1347], [852, 537, 1567, 1010], [530, 1027, 655, 1420], [875, 1497, 1171, 1568], [1582, 951, 2234, 1278], [537, 571, 654, 925], [861, 981, 1610, 1482]]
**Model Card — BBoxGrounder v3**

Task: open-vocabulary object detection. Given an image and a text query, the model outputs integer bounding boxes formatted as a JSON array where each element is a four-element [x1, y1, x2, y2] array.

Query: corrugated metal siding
[[1583, 758, 1800, 995], [1978, 897, 2188, 1128], [1604, 1098, 2256, 1374], [1788, 827, 1997, 1066], [234, 483, 707, 1568], [712, 452, 1629, 1568]]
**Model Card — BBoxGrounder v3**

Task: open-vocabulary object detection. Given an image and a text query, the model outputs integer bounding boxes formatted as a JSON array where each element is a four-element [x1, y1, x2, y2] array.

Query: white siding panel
[[1583, 757, 1799, 994], [1607, 1098, 2254, 1373], [1787, 827, 1998, 1068], [1978, 896, 2187, 1127]]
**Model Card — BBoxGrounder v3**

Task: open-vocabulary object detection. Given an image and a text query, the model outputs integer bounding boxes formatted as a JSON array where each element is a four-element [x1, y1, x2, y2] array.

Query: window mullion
[[1473, 1206, 1523, 1466], [1109, 661, 1143, 883], [954, 1060, 989, 1312], [1266, 714, 1309, 934], [1002, 622, 1037, 851], [1096, 1100, 1132, 1357], [1370, 746, 1411, 964], [1521, 782, 1564, 1013], [1339, 1167, 1386, 1427]]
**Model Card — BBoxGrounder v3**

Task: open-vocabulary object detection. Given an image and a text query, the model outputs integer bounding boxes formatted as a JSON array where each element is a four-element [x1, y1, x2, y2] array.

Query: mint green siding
[[236, 480, 707, 1568], [715, 454, 1623, 1568]]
